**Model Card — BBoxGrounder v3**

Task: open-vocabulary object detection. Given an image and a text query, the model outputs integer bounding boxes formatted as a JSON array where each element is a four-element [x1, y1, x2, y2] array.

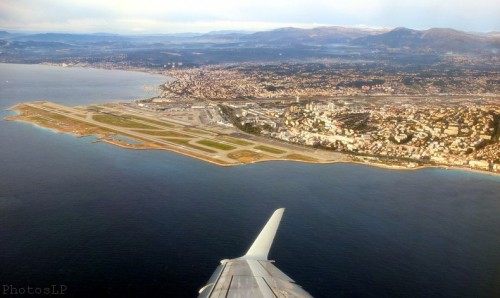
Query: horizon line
[[2, 24, 499, 36]]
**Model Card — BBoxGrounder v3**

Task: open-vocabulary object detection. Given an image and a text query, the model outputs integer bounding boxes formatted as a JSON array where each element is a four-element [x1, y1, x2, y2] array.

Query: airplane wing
[[198, 208, 313, 298]]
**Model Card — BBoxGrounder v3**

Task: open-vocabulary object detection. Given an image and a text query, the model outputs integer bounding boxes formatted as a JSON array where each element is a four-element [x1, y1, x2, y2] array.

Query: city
[[129, 61, 500, 174]]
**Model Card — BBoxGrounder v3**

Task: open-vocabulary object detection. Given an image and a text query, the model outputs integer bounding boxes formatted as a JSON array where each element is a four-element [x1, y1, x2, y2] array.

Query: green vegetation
[[163, 138, 216, 153], [217, 136, 254, 146], [131, 129, 192, 138], [183, 128, 214, 135], [123, 114, 177, 128], [196, 140, 236, 151], [87, 105, 104, 111], [44, 112, 73, 121], [28, 115, 51, 126], [21, 106, 133, 139], [254, 145, 286, 154], [28, 106, 90, 126], [492, 113, 500, 142], [93, 114, 158, 129], [240, 123, 262, 135], [218, 104, 262, 135], [265, 85, 285, 92]]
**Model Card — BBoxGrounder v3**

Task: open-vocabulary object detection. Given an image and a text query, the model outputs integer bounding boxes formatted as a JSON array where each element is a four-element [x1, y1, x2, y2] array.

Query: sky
[[1, 0, 499, 34]]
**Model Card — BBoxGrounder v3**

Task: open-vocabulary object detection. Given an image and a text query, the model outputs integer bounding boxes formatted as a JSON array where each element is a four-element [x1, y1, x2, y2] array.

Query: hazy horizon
[[1, 0, 499, 34], [2, 24, 499, 36]]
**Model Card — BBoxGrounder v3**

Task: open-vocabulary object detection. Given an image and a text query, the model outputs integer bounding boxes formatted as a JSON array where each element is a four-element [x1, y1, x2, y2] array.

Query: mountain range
[[2, 26, 500, 55], [241, 26, 387, 44], [353, 27, 500, 53]]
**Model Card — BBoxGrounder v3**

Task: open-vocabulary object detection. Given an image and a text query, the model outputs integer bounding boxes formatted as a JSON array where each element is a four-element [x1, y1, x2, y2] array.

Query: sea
[[1, 63, 500, 298]]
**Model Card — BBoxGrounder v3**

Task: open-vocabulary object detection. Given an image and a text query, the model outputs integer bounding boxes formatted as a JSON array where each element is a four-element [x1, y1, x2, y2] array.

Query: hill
[[352, 27, 500, 53], [242, 26, 387, 44]]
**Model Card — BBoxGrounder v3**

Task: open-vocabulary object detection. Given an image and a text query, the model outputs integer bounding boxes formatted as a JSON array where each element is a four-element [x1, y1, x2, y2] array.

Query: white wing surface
[[198, 208, 313, 298]]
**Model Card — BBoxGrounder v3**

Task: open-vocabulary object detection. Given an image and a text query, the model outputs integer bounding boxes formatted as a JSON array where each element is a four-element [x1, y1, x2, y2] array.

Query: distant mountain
[[204, 30, 254, 35], [242, 26, 387, 44], [90, 32, 120, 36], [3, 26, 500, 55], [9, 40, 72, 48], [199, 31, 250, 40], [12, 33, 131, 44], [352, 27, 500, 53], [352, 27, 421, 47]]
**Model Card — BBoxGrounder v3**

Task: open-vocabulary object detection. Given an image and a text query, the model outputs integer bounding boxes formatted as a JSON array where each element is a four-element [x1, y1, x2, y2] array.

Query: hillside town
[[133, 61, 499, 173], [221, 97, 499, 172], [159, 61, 500, 100]]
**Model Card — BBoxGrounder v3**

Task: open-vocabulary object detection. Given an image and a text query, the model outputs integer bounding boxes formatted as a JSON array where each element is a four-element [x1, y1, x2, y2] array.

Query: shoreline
[[2, 61, 498, 178], [5, 103, 499, 178], [1, 61, 168, 77], [36, 62, 172, 78]]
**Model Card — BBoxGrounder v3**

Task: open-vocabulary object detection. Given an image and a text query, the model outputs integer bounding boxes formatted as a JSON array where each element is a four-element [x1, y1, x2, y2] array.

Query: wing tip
[[241, 208, 286, 260]]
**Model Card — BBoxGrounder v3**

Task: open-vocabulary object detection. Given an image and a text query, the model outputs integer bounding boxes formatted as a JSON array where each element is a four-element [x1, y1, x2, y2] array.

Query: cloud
[[0, 0, 499, 33]]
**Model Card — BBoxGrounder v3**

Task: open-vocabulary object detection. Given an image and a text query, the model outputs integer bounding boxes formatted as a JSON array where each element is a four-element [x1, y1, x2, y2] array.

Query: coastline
[[1, 62, 497, 178], [1, 61, 170, 77], [37, 62, 171, 78], [5, 103, 499, 178]]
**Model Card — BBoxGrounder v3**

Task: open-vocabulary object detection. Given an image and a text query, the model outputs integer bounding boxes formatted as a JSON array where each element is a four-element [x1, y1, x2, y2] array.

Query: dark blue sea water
[[1, 64, 500, 297]]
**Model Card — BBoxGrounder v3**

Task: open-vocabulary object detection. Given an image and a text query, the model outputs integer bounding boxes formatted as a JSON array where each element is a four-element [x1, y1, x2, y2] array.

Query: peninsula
[[5, 101, 345, 166]]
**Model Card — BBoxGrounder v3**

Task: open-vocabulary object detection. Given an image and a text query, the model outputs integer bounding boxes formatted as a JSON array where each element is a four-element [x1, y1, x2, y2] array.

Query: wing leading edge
[[198, 208, 313, 298], [243, 208, 284, 261]]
